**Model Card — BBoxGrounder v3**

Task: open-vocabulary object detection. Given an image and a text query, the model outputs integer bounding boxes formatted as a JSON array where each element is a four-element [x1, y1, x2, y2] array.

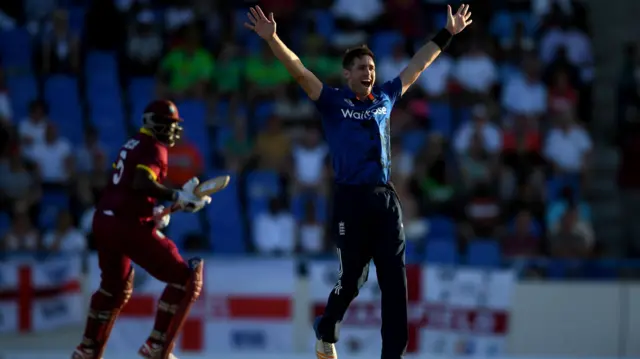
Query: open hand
[[244, 6, 276, 40], [445, 3, 473, 35]]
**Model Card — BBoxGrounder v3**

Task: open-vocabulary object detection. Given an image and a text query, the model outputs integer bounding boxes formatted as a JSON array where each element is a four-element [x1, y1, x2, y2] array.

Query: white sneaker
[[315, 339, 338, 359]]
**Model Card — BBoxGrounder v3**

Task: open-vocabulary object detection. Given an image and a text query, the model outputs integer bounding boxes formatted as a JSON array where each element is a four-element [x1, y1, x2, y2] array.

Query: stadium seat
[[428, 102, 453, 137], [68, 6, 85, 33], [427, 216, 456, 240], [0, 212, 10, 235], [432, 11, 448, 29], [206, 173, 246, 253], [466, 240, 501, 268], [0, 28, 32, 69], [176, 100, 207, 126], [39, 191, 70, 229], [49, 106, 84, 144], [246, 170, 281, 218], [45, 75, 80, 107], [167, 211, 203, 249], [85, 51, 118, 79], [128, 77, 156, 106], [370, 31, 403, 59], [6, 75, 37, 120], [490, 11, 514, 39], [402, 130, 428, 155], [89, 105, 127, 147], [425, 240, 457, 264], [253, 101, 275, 130], [314, 10, 335, 39]]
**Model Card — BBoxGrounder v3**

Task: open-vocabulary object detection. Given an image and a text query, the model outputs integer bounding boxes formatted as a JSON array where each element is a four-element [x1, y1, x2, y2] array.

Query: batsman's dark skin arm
[[132, 168, 178, 202]]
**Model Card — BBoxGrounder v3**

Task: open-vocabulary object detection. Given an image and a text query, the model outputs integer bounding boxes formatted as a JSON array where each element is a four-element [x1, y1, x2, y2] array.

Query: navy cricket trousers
[[317, 183, 408, 359]]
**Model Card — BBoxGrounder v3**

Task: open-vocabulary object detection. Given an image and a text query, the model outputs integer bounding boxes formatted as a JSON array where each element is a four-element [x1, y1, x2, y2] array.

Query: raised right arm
[[266, 34, 323, 101]]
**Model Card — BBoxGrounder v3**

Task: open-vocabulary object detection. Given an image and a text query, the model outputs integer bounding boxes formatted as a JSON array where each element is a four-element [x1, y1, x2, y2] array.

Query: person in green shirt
[[245, 46, 291, 97], [158, 26, 213, 100], [300, 35, 342, 82]]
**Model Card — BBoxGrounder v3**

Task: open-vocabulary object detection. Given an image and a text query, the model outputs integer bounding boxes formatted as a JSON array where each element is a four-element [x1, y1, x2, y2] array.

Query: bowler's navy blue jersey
[[315, 77, 403, 185]]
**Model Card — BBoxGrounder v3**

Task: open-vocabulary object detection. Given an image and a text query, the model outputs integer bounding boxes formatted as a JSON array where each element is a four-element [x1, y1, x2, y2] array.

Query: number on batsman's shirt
[[96, 128, 168, 220], [314, 77, 402, 185]]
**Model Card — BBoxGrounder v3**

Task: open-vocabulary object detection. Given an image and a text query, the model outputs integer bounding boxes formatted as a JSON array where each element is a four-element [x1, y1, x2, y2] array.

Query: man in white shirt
[[18, 100, 50, 155], [25, 123, 74, 186], [453, 104, 502, 155], [417, 53, 453, 98], [453, 43, 497, 95], [252, 198, 297, 254], [501, 56, 547, 117], [543, 110, 592, 175], [378, 43, 410, 83], [293, 128, 329, 195], [332, 0, 383, 26], [43, 209, 87, 252]]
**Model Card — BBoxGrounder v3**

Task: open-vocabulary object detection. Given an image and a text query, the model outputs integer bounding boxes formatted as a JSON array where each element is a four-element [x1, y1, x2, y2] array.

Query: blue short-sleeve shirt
[[314, 77, 403, 185]]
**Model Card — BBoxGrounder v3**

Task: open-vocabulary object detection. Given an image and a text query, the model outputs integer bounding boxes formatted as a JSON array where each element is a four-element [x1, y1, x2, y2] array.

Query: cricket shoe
[[71, 346, 101, 359], [314, 317, 338, 359], [138, 340, 178, 359]]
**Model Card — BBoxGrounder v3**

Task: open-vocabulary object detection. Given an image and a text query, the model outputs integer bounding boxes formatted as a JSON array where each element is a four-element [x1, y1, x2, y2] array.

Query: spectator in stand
[[458, 131, 499, 191], [1, 209, 40, 252], [163, 3, 197, 37], [453, 104, 502, 156], [42, 209, 86, 253], [417, 52, 453, 99], [502, 56, 547, 118], [75, 128, 108, 207], [222, 119, 254, 172], [292, 127, 329, 197], [24, 0, 57, 34], [453, 41, 498, 99], [246, 46, 291, 100], [378, 43, 410, 83], [540, 18, 593, 84], [83, 0, 126, 51], [332, 0, 383, 30], [300, 31, 341, 82], [548, 205, 594, 258], [546, 186, 591, 230], [386, 0, 425, 47], [252, 197, 296, 255], [410, 133, 454, 215], [543, 46, 581, 90], [25, 123, 74, 188], [122, 9, 164, 78], [403, 197, 428, 251], [502, 209, 541, 258], [501, 115, 543, 197], [255, 115, 292, 172], [0, 68, 12, 122], [275, 83, 315, 122], [213, 43, 244, 123], [543, 108, 592, 179], [390, 138, 415, 186], [298, 199, 325, 253], [460, 182, 502, 242], [158, 25, 213, 100], [0, 152, 41, 220], [506, 180, 545, 225], [18, 100, 50, 157], [167, 135, 204, 188], [547, 68, 578, 116], [75, 127, 106, 175], [39, 9, 80, 75]]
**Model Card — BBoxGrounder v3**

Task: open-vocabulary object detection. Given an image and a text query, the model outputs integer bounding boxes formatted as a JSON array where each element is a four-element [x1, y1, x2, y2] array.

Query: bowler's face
[[344, 55, 376, 97]]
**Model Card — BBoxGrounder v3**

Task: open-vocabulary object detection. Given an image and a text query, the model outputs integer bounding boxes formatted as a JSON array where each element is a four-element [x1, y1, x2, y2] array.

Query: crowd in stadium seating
[[0, 0, 606, 271]]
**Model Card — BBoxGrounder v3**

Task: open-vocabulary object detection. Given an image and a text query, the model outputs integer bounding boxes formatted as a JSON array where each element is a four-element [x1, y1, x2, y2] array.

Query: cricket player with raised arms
[[245, 4, 472, 359]]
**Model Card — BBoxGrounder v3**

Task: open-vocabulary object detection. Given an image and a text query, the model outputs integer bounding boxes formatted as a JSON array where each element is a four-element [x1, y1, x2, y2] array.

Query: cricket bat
[[155, 175, 230, 219]]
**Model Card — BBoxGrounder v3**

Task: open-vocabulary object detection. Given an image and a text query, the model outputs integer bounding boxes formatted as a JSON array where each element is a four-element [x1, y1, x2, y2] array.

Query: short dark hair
[[342, 45, 375, 69]]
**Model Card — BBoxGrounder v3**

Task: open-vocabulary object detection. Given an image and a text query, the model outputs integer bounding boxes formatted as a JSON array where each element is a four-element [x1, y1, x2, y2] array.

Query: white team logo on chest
[[341, 106, 387, 120]]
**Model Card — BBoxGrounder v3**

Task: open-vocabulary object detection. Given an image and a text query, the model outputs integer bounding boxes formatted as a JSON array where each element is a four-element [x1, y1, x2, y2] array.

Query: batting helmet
[[141, 100, 183, 147]]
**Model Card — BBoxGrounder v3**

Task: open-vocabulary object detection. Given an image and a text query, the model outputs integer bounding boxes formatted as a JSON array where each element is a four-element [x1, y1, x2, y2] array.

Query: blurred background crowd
[[0, 0, 637, 277]]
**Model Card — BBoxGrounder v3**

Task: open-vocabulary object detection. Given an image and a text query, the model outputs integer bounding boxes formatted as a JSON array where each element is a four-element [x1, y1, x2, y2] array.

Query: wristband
[[431, 28, 453, 51]]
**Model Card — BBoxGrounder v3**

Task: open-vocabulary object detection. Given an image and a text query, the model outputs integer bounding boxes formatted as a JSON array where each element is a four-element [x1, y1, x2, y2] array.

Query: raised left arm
[[399, 3, 473, 95]]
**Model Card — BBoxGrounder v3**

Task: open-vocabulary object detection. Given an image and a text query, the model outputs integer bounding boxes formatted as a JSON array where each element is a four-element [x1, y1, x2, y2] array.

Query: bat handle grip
[[155, 203, 181, 220]]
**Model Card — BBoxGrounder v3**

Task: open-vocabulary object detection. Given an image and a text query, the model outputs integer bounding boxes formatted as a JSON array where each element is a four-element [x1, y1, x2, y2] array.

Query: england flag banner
[[0, 256, 84, 333], [309, 261, 516, 357], [88, 255, 296, 356]]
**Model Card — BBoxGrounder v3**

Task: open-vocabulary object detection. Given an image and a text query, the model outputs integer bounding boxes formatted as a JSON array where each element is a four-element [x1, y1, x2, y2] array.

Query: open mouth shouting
[[361, 80, 372, 87]]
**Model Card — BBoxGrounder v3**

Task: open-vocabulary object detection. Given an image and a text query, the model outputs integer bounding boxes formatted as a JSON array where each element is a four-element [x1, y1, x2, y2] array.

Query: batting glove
[[153, 205, 171, 228], [182, 177, 200, 194], [175, 190, 212, 213]]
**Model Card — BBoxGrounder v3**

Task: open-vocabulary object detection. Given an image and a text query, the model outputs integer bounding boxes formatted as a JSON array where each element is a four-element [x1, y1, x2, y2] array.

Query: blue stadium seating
[[128, 77, 156, 107], [39, 191, 70, 229], [0, 28, 32, 70], [428, 102, 453, 137], [402, 130, 428, 155], [89, 105, 127, 147], [314, 10, 336, 39], [425, 240, 457, 264], [205, 172, 246, 253], [167, 211, 203, 249], [45, 75, 80, 106], [427, 216, 456, 240], [370, 31, 403, 59], [246, 170, 281, 218], [0, 212, 10, 235], [6, 75, 37, 120], [85, 51, 118, 79], [466, 240, 501, 268]]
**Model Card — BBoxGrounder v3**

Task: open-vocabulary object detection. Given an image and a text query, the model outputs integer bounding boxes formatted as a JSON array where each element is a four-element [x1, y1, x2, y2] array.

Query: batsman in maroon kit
[[72, 100, 212, 359]]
